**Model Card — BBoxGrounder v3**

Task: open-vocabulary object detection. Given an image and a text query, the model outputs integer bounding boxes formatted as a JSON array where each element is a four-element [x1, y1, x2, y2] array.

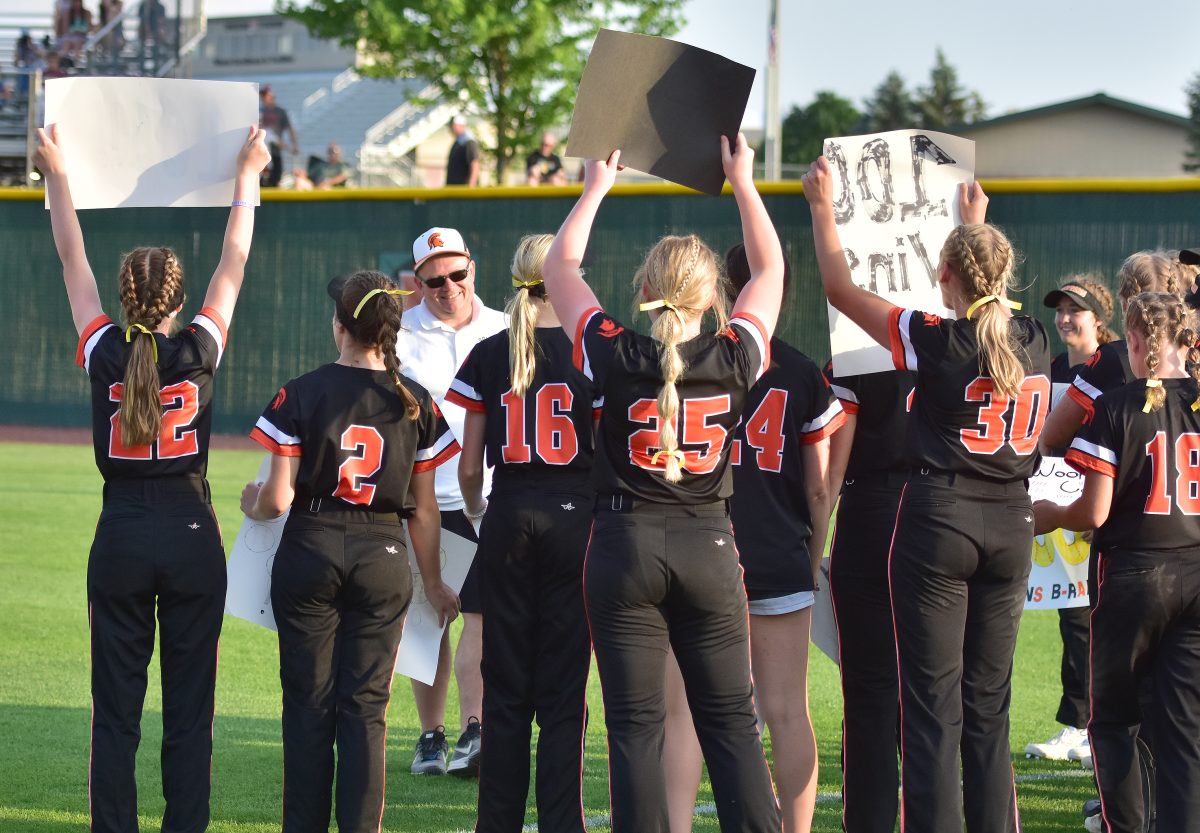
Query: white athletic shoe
[[1084, 813, 1103, 833], [1079, 749, 1093, 770], [1025, 726, 1088, 760], [1068, 737, 1091, 762]]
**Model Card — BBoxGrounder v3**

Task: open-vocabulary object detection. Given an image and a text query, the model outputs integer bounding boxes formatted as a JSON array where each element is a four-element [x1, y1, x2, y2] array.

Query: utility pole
[[763, 0, 781, 180]]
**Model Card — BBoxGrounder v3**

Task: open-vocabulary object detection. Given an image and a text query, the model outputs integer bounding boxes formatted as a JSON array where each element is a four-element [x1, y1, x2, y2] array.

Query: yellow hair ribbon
[[124, 324, 158, 363], [512, 276, 544, 289], [353, 287, 413, 319], [965, 295, 1023, 321], [1143, 378, 1163, 413], [639, 299, 680, 315], [651, 449, 687, 466]]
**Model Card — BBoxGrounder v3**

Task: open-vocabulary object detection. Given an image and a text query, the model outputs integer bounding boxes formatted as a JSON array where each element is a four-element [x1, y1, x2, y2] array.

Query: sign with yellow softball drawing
[[1026, 457, 1090, 610]]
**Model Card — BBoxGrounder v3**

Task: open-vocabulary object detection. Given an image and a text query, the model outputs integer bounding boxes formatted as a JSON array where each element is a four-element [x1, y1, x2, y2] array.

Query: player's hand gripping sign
[[824, 130, 976, 376]]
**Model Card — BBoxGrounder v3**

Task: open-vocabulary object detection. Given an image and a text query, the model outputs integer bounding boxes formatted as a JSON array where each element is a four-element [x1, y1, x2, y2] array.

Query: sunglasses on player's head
[[420, 265, 471, 289]]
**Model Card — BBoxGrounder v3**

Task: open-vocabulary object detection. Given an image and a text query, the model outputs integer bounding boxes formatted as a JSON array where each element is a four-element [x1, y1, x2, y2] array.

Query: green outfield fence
[[2, 180, 1199, 435]]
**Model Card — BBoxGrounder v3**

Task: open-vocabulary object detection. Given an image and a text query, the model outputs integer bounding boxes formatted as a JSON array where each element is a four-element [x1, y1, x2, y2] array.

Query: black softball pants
[[87, 476, 226, 833], [829, 471, 904, 833], [475, 474, 593, 833], [1057, 605, 1092, 729], [271, 507, 412, 833], [1090, 547, 1200, 833], [889, 471, 1031, 833], [584, 497, 781, 833]]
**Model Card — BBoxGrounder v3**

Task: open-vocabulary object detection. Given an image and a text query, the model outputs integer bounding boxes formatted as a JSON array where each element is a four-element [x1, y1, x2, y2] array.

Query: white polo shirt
[[397, 296, 508, 510]]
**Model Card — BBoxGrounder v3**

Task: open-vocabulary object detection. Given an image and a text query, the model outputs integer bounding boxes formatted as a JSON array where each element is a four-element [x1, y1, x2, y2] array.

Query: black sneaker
[[447, 717, 481, 778], [411, 726, 448, 775]]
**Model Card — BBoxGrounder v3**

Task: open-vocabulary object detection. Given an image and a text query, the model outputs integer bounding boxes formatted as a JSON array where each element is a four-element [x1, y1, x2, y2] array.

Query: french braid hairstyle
[[505, 234, 554, 398], [1116, 251, 1180, 309], [117, 247, 185, 446], [337, 271, 421, 420], [632, 234, 728, 483], [1123, 292, 1200, 413], [940, 225, 1025, 399], [1071, 276, 1117, 346]]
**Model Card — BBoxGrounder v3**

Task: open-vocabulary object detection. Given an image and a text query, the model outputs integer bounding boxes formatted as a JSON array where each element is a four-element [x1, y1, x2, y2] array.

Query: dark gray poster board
[[566, 29, 756, 195]]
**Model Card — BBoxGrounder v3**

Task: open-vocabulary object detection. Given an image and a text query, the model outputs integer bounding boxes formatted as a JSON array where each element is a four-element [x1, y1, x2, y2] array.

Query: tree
[[278, 1, 685, 183], [863, 71, 915, 132], [916, 48, 986, 129], [781, 91, 860, 166], [1185, 70, 1200, 174]]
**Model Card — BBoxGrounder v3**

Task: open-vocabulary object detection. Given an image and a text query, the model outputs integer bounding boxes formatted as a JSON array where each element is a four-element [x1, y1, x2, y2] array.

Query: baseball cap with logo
[[1042, 282, 1108, 318], [413, 227, 470, 271]]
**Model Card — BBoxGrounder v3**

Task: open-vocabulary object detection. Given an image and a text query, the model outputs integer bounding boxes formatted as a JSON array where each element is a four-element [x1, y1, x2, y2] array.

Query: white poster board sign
[[225, 456, 287, 630], [811, 558, 839, 666], [394, 528, 476, 685], [823, 129, 974, 376], [224, 455, 478, 682], [44, 77, 260, 209], [1026, 457, 1090, 609]]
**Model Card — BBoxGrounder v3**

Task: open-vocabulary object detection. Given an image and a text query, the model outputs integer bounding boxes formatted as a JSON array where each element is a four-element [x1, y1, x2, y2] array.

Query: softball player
[[1040, 252, 1180, 454], [1035, 292, 1200, 833], [35, 124, 268, 833], [824, 360, 915, 833], [445, 234, 600, 833], [1025, 278, 1115, 765], [542, 135, 784, 833], [241, 271, 460, 833], [662, 243, 845, 833], [806, 155, 1050, 833]]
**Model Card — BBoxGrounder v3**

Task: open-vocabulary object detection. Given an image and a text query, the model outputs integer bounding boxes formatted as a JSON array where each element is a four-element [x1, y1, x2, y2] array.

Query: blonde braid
[[943, 225, 1024, 398], [633, 234, 722, 483]]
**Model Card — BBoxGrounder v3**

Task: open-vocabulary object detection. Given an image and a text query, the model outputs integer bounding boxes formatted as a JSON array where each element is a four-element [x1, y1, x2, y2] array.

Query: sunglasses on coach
[[421, 265, 471, 289]]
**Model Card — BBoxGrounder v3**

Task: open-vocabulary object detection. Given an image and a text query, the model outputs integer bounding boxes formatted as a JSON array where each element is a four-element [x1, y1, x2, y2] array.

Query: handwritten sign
[[1026, 457, 1090, 609], [824, 129, 974, 376]]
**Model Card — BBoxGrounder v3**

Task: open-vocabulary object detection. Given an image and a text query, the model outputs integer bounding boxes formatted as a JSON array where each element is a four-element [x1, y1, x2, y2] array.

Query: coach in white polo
[[398, 226, 506, 777]]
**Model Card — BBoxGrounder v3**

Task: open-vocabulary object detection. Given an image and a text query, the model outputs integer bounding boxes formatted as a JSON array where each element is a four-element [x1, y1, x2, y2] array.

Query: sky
[[12, 0, 1199, 123]]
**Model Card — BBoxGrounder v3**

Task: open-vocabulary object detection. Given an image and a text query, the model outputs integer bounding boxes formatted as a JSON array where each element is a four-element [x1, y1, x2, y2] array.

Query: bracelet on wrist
[[463, 499, 488, 520], [231, 199, 253, 208]]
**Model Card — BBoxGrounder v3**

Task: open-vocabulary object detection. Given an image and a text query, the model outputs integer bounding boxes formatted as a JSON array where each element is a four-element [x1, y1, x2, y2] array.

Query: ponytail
[[117, 247, 185, 445], [505, 234, 554, 398]]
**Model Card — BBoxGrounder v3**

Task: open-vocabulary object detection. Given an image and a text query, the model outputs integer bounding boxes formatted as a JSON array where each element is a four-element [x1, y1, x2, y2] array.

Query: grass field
[[0, 442, 1096, 832]]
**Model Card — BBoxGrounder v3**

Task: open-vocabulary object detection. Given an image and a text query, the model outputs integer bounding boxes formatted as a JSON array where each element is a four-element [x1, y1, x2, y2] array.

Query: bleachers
[[202, 68, 429, 183]]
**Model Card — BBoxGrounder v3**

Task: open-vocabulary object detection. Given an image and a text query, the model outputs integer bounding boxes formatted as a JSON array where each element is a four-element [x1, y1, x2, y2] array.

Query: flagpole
[[763, 0, 781, 181]]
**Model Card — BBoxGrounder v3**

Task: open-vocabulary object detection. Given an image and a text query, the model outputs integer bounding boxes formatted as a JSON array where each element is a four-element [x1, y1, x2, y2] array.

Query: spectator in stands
[[525, 132, 566, 186], [43, 52, 68, 80], [14, 30, 40, 95], [259, 85, 297, 188], [54, 0, 72, 39], [312, 143, 353, 189], [138, 0, 167, 47], [60, 0, 93, 60], [99, 0, 126, 61], [445, 115, 480, 187]]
